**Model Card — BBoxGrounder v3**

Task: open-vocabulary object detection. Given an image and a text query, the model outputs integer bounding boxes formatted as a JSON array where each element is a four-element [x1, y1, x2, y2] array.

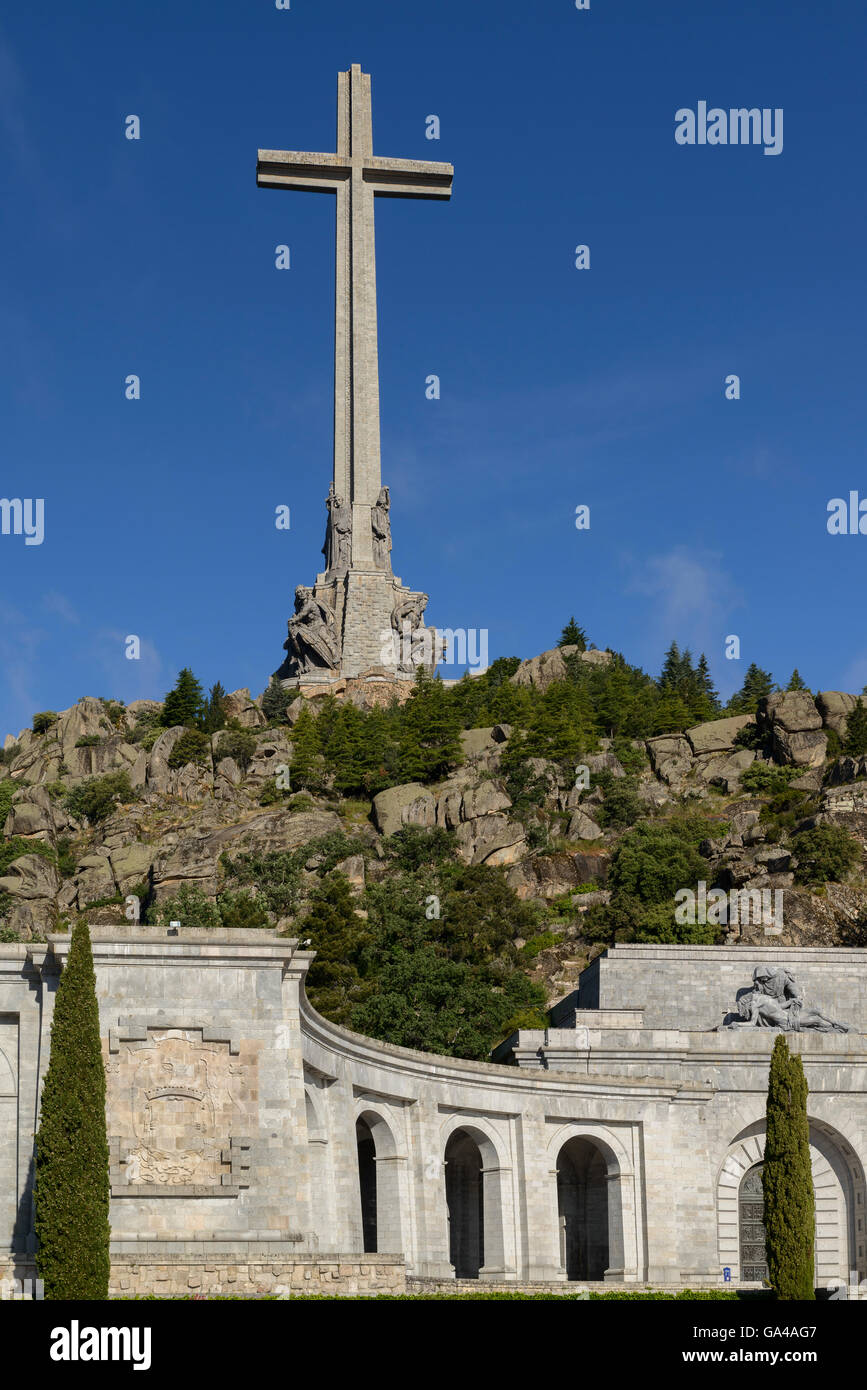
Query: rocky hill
[[2, 646, 867, 1056]]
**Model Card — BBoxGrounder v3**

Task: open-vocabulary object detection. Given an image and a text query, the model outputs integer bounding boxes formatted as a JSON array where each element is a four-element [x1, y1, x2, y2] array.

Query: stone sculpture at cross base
[[718, 964, 851, 1033], [258, 65, 452, 688]]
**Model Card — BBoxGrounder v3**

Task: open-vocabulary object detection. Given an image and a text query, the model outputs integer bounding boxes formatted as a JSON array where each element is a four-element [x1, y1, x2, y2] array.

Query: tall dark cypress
[[35, 924, 110, 1298], [763, 1034, 815, 1301]]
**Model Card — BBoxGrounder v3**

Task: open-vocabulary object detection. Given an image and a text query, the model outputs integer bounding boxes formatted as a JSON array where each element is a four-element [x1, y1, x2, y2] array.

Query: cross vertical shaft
[[257, 64, 453, 572]]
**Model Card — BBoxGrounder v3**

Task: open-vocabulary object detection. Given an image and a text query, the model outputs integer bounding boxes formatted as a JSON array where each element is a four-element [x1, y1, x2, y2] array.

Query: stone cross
[[257, 65, 453, 569]]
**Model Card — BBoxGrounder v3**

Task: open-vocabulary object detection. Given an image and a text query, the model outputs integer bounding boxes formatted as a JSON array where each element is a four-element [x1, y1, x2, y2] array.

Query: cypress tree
[[763, 1035, 815, 1301], [35, 924, 110, 1299]]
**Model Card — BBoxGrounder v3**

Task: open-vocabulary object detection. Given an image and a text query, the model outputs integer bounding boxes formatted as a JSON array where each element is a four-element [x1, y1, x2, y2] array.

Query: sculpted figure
[[322, 484, 352, 573], [719, 965, 851, 1033], [390, 592, 430, 672], [284, 586, 340, 673], [371, 485, 392, 571]]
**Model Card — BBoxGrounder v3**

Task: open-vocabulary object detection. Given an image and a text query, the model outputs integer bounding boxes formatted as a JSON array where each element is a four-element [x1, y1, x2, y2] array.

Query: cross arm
[[363, 156, 454, 200], [257, 149, 348, 192]]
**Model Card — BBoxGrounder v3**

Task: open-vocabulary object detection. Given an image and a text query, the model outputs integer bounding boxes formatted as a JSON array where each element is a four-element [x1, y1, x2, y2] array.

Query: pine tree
[[34, 924, 110, 1298], [728, 663, 775, 715], [696, 654, 720, 711], [161, 668, 206, 728], [763, 1035, 815, 1301], [786, 669, 808, 692], [658, 641, 683, 691], [262, 675, 292, 724], [289, 706, 321, 790], [844, 697, 867, 757], [558, 617, 587, 651], [398, 668, 462, 782], [202, 681, 228, 734]]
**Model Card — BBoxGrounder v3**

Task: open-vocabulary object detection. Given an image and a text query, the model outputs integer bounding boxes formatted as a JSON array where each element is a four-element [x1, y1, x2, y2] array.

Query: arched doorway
[[445, 1129, 484, 1278], [738, 1164, 768, 1282], [356, 1117, 377, 1253], [719, 1120, 867, 1288], [556, 1137, 610, 1280]]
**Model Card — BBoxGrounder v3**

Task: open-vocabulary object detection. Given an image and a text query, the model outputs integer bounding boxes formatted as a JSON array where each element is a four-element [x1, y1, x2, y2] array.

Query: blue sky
[[1, 0, 865, 737]]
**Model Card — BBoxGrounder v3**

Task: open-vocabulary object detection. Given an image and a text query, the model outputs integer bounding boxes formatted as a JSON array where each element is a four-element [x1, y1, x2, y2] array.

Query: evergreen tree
[[844, 697, 867, 758], [160, 668, 205, 728], [301, 874, 371, 1024], [262, 675, 292, 724], [34, 924, 110, 1298], [786, 669, 808, 692], [658, 641, 683, 690], [728, 663, 775, 715], [202, 681, 228, 734], [289, 706, 322, 790], [694, 654, 721, 719], [558, 617, 587, 651], [397, 668, 462, 782], [763, 1035, 815, 1301]]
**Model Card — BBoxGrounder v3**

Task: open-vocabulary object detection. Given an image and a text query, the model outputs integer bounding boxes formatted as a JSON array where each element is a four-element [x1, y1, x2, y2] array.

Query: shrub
[[0, 837, 57, 876], [34, 924, 110, 1298], [597, 780, 644, 830], [64, 772, 136, 825], [217, 889, 270, 931], [55, 837, 77, 879], [148, 883, 221, 930], [215, 726, 257, 772], [167, 729, 212, 770], [739, 762, 797, 795], [33, 711, 59, 735], [128, 710, 163, 750], [0, 779, 14, 828], [74, 735, 101, 748], [793, 825, 860, 884]]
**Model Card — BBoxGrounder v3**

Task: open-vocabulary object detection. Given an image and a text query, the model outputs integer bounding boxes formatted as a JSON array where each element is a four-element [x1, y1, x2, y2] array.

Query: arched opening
[[445, 1129, 484, 1278], [356, 1117, 377, 1254], [557, 1137, 609, 1281], [738, 1164, 768, 1282], [719, 1119, 867, 1289]]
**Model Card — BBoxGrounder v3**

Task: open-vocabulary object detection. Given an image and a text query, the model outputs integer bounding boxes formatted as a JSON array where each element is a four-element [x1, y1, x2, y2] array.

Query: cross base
[[275, 568, 440, 685]]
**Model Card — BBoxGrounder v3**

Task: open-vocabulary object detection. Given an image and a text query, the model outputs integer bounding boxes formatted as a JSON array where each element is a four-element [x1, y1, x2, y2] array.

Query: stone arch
[[717, 1118, 867, 1287], [546, 1123, 638, 1283], [441, 1118, 509, 1280], [0, 1048, 15, 1098], [354, 1106, 404, 1255]]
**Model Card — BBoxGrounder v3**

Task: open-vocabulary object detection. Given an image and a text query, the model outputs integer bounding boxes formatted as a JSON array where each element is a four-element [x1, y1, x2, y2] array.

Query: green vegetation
[[763, 1036, 815, 1301], [215, 726, 258, 772], [583, 815, 724, 946], [202, 681, 228, 734], [726, 663, 776, 716], [64, 772, 136, 825], [0, 779, 15, 828], [0, 836, 57, 876], [558, 617, 587, 650], [793, 825, 860, 884], [262, 676, 293, 724], [161, 668, 206, 728], [739, 762, 797, 796], [34, 924, 110, 1299], [33, 711, 59, 735], [844, 697, 867, 758], [167, 729, 212, 769], [74, 735, 101, 748]]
